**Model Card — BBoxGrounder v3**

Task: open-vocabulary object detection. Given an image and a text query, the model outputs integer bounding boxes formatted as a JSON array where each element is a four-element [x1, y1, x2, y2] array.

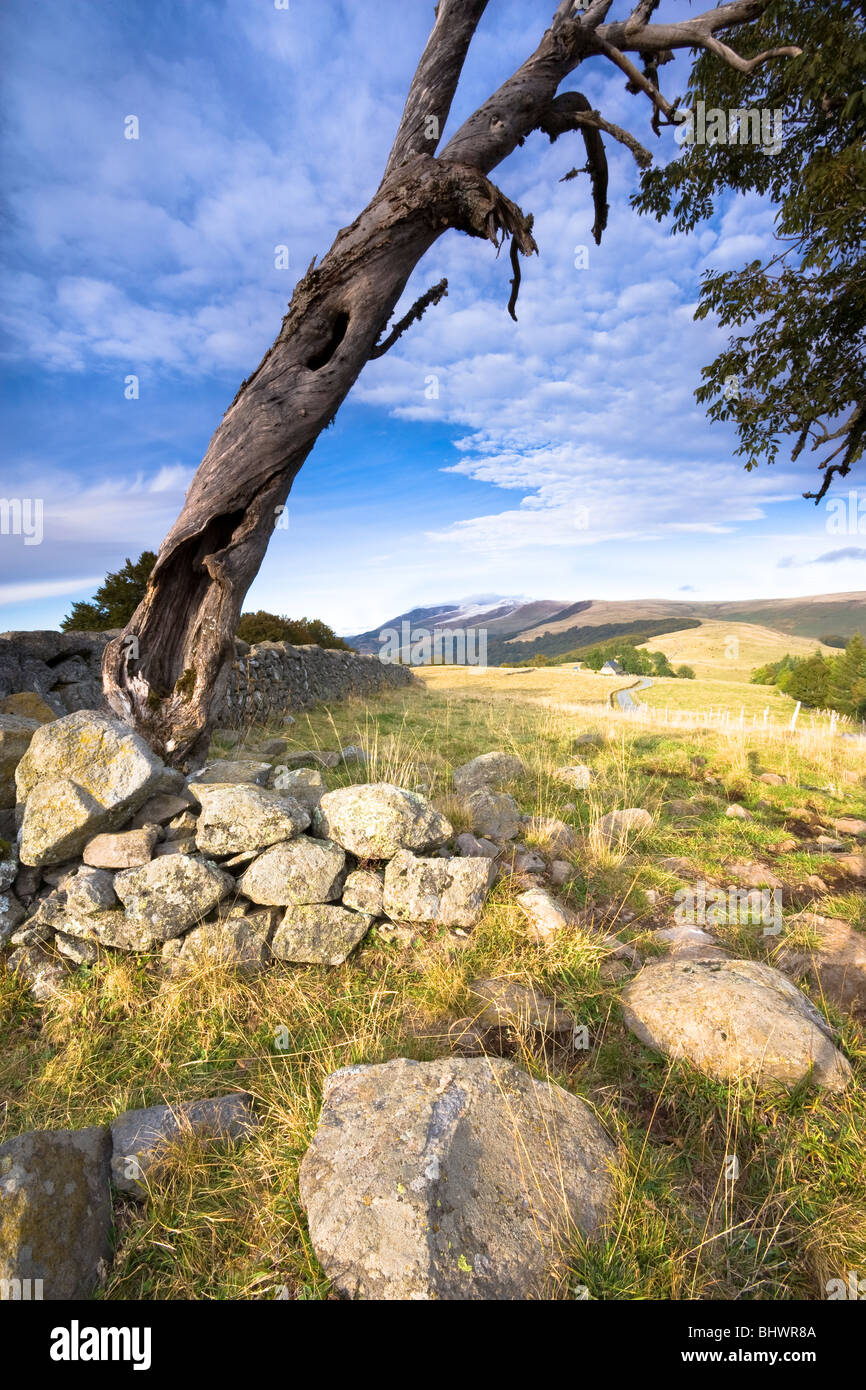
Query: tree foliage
[[752, 632, 866, 714], [62, 553, 157, 631], [633, 0, 866, 500], [235, 611, 351, 649]]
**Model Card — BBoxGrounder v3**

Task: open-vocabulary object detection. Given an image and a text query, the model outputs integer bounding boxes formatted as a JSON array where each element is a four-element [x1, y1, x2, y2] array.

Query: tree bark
[[101, 0, 799, 765]]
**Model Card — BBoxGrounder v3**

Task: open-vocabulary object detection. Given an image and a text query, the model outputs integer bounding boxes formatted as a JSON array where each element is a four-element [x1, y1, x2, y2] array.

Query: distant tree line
[[504, 640, 695, 678], [752, 634, 866, 717], [62, 552, 351, 650]]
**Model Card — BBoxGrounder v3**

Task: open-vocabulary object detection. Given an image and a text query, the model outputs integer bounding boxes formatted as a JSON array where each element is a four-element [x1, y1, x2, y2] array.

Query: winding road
[[613, 676, 653, 711]]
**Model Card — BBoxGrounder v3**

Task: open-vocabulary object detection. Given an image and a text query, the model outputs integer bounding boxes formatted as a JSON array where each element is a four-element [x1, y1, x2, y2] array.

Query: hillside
[[346, 593, 866, 663], [635, 620, 839, 684]]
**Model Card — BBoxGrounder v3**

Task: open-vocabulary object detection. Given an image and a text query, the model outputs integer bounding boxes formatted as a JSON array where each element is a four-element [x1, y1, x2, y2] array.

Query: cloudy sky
[[1, 0, 862, 635]]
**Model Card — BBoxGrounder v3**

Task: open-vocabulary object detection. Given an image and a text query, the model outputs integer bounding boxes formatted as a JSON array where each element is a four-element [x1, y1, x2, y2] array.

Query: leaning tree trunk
[[101, 0, 798, 764]]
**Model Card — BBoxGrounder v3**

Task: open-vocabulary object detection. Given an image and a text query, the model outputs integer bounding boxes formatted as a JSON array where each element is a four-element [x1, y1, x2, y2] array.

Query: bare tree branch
[[592, 36, 678, 121], [384, 0, 490, 177], [539, 91, 610, 241], [370, 278, 449, 357], [697, 33, 803, 74], [624, 0, 660, 39]]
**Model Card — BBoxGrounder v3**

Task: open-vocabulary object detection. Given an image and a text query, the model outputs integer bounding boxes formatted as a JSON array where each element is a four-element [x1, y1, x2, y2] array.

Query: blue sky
[[1, 0, 862, 635]]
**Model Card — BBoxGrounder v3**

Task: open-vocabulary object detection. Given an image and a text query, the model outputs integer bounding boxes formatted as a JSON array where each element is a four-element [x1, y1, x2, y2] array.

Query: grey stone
[[776, 912, 866, 1020], [341, 868, 385, 916], [0, 891, 26, 947], [6, 944, 68, 1001], [187, 760, 271, 788], [384, 850, 494, 929], [516, 887, 576, 943], [55, 932, 100, 965], [65, 866, 117, 915], [113, 854, 233, 940], [464, 789, 521, 842], [272, 903, 373, 965], [454, 832, 499, 859], [269, 767, 327, 813], [0, 712, 40, 806], [0, 1125, 113, 1299], [238, 836, 346, 906], [597, 808, 653, 845], [190, 783, 310, 856], [110, 1094, 257, 1197], [468, 978, 576, 1042], [299, 1056, 616, 1301], [82, 826, 159, 870], [621, 958, 852, 1091], [313, 783, 452, 859], [452, 752, 525, 798], [15, 710, 163, 866], [127, 791, 196, 828]]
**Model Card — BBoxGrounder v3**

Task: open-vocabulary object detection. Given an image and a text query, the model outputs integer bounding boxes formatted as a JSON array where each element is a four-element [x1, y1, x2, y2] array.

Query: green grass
[[1, 679, 865, 1300]]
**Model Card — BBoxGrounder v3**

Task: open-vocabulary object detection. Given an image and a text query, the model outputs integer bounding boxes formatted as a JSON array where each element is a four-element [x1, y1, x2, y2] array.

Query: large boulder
[[452, 752, 525, 799], [0, 1125, 113, 1299], [313, 783, 451, 859], [271, 903, 373, 965], [113, 854, 233, 940], [299, 1056, 616, 1300], [0, 713, 40, 806], [383, 850, 494, 929], [621, 958, 852, 1091], [110, 1094, 256, 1197], [15, 711, 163, 866], [191, 783, 309, 857], [238, 836, 346, 906]]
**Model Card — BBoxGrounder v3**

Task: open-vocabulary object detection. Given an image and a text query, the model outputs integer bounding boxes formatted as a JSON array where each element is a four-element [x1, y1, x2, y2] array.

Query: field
[[2, 675, 865, 1301], [636, 619, 836, 684]]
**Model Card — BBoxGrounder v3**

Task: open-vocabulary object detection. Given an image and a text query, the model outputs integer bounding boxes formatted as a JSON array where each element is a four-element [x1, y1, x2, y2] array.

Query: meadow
[[2, 671, 864, 1300]]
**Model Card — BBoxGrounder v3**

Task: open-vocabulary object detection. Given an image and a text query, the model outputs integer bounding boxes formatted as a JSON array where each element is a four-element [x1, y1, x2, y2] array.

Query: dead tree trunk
[[102, 0, 801, 764]]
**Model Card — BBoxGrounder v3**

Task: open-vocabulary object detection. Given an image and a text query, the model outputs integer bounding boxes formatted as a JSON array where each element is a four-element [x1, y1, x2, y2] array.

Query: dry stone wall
[[0, 630, 414, 724]]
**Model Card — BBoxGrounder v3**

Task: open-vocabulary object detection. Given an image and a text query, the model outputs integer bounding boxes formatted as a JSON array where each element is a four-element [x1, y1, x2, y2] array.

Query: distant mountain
[[344, 592, 866, 663]]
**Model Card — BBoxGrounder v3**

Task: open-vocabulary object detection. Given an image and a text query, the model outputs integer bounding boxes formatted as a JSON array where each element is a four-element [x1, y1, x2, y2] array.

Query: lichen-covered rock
[[65, 866, 117, 915], [776, 912, 866, 1020], [468, 978, 576, 1043], [464, 789, 521, 842], [55, 932, 100, 965], [0, 712, 40, 805], [50, 907, 159, 953], [452, 752, 525, 798], [110, 1094, 256, 1197], [299, 1056, 616, 1300], [0, 891, 25, 947], [271, 903, 373, 965], [597, 807, 653, 845], [127, 791, 196, 828], [186, 760, 271, 788], [555, 765, 592, 791], [0, 691, 57, 723], [384, 850, 494, 929], [238, 836, 346, 906], [15, 711, 163, 866], [621, 958, 852, 1091], [6, 943, 68, 1000], [269, 766, 327, 813], [515, 887, 576, 943], [313, 783, 451, 859], [454, 832, 500, 859], [191, 783, 309, 856], [0, 1125, 113, 1299], [527, 816, 576, 854], [341, 867, 385, 916], [166, 916, 270, 977], [82, 826, 160, 870], [113, 854, 233, 940]]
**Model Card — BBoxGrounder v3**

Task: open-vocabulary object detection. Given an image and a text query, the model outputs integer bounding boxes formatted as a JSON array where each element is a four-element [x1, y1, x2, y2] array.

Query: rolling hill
[[345, 592, 866, 665]]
